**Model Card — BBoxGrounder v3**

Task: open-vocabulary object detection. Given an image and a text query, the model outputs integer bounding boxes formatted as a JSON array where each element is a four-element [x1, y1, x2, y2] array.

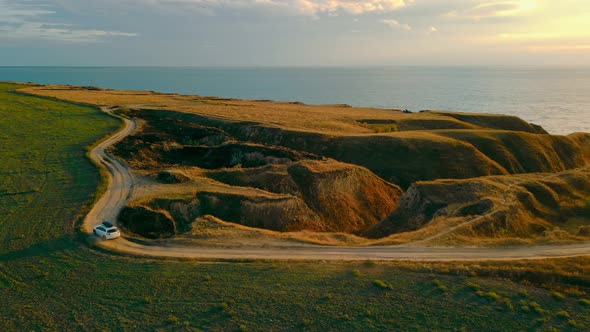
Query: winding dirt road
[[84, 108, 590, 261], [82, 108, 135, 234]]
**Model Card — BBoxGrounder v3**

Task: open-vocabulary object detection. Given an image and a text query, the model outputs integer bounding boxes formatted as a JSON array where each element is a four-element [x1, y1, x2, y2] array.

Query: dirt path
[[84, 108, 590, 261], [82, 107, 135, 234]]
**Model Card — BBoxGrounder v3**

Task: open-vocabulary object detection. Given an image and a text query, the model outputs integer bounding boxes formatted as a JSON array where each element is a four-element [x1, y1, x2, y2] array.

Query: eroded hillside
[[368, 168, 590, 245], [21, 85, 590, 245]]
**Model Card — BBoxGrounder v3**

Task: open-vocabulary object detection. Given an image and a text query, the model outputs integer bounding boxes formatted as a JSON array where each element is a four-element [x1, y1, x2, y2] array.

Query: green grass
[[1, 82, 589, 331], [0, 82, 120, 253]]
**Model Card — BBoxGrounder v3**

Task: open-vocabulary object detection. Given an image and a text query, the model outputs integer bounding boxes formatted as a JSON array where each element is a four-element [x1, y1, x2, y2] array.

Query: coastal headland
[[21, 85, 590, 252]]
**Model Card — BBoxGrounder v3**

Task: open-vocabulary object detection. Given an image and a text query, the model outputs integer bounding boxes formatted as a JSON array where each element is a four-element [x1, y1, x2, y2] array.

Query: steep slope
[[432, 130, 584, 174], [368, 168, 590, 244], [120, 160, 402, 237], [287, 160, 403, 233]]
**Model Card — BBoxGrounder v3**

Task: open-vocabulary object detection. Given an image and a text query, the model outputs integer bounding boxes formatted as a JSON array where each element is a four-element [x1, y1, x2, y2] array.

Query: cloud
[[297, 0, 412, 15], [121, 0, 413, 16], [0, 1, 54, 23], [381, 19, 411, 30], [0, 0, 137, 42], [428, 26, 438, 34], [0, 23, 138, 42], [447, 0, 536, 20]]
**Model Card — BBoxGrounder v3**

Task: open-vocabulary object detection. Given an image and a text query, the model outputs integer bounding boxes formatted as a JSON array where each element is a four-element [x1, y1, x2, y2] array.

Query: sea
[[1, 66, 589, 135]]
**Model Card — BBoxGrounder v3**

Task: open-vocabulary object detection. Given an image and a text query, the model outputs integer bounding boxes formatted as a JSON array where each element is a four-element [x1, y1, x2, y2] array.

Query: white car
[[93, 221, 121, 240]]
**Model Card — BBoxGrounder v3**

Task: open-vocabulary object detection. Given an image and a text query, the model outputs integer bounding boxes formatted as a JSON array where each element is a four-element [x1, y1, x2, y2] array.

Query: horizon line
[[2, 64, 590, 69]]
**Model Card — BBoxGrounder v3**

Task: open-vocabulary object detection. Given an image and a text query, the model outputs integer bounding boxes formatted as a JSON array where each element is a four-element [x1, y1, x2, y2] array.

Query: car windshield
[[107, 229, 118, 233]]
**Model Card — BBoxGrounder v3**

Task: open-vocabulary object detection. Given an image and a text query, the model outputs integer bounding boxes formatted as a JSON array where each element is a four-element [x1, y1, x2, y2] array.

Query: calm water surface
[[1, 66, 589, 134]]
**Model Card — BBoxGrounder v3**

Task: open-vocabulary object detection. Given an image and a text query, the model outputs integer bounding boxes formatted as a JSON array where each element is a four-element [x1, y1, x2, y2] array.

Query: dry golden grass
[[121, 165, 590, 248], [25, 85, 587, 187], [22, 85, 590, 246], [21, 85, 539, 135], [177, 215, 371, 246], [370, 167, 590, 245]]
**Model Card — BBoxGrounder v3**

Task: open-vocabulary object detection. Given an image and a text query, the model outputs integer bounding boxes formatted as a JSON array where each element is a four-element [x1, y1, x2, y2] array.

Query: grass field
[[1, 82, 590, 331], [0, 83, 120, 253]]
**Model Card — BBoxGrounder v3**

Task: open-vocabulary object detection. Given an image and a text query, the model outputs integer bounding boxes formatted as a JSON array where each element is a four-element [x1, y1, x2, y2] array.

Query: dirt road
[[82, 108, 135, 234], [84, 108, 590, 261]]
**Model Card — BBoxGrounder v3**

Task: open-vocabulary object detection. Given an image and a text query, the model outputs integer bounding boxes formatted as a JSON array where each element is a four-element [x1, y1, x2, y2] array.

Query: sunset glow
[[1, 0, 589, 65]]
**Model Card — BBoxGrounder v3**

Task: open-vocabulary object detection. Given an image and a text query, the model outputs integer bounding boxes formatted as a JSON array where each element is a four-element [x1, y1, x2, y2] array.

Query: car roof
[[102, 221, 114, 228]]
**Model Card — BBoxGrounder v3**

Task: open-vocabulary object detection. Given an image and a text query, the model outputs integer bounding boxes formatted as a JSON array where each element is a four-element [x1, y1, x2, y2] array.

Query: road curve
[[82, 107, 135, 234], [84, 108, 590, 261]]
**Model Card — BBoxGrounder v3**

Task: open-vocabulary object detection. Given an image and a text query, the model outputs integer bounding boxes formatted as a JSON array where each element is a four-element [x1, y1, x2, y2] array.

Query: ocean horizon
[[2, 66, 589, 135]]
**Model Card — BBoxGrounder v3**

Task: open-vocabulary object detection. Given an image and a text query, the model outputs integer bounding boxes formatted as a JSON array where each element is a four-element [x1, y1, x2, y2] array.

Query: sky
[[0, 0, 589, 66]]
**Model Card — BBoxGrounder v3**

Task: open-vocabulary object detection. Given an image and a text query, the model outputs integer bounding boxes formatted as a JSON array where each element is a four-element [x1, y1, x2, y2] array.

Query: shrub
[[466, 281, 480, 291], [518, 300, 530, 312], [551, 291, 565, 300], [578, 299, 590, 306], [529, 301, 547, 315], [555, 310, 570, 319], [499, 298, 514, 311], [476, 290, 501, 301], [372, 279, 393, 290], [433, 279, 448, 294], [167, 315, 179, 325], [534, 317, 548, 325], [351, 269, 361, 277], [562, 287, 584, 296], [518, 289, 529, 297]]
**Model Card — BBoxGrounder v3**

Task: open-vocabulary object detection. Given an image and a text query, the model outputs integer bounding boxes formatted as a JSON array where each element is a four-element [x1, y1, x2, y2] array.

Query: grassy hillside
[[433, 130, 584, 174], [0, 83, 120, 253], [1, 83, 590, 330], [429, 111, 548, 134]]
